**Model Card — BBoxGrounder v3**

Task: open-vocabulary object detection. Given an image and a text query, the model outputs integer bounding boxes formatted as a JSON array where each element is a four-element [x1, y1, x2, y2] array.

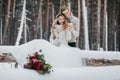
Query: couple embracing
[[50, 5, 79, 47]]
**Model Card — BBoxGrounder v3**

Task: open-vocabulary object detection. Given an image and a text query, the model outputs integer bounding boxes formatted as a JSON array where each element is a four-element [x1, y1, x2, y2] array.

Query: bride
[[50, 14, 73, 47]]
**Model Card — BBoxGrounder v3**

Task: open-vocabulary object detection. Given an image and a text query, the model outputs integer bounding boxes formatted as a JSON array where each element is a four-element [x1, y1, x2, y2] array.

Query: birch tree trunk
[[45, 0, 50, 40], [97, 0, 101, 50], [24, 18, 27, 43], [15, 0, 26, 46], [105, 12, 108, 51], [82, 0, 89, 50], [76, 0, 81, 47], [3, 0, 11, 45]]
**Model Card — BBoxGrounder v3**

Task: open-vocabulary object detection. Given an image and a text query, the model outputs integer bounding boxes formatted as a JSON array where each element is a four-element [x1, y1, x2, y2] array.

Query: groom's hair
[[60, 5, 69, 14]]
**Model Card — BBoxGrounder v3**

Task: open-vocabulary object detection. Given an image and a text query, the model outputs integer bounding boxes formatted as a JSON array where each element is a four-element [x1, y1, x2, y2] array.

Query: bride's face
[[58, 16, 65, 25]]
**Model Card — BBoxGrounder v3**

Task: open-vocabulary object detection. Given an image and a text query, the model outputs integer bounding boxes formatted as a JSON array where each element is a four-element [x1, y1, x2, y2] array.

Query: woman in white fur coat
[[50, 14, 73, 46]]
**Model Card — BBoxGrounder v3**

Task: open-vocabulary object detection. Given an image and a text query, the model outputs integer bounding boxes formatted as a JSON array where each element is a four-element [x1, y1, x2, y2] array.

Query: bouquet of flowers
[[24, 50, 52, 74]]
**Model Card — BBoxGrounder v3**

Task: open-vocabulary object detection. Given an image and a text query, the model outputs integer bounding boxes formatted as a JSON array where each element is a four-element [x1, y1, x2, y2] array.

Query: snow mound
[[0, 39, 120, 80], [17, 39, 83, 68], [0, 39, 120, 68]]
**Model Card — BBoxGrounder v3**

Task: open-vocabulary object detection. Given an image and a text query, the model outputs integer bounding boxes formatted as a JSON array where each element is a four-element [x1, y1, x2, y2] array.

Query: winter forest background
[[0, 0, 120, 51]]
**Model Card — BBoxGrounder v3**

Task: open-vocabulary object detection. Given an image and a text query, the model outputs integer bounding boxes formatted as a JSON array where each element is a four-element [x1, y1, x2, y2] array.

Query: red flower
[[29, 56, 35, 60], [39, 61, 43, 66], [34, 52, 38, 56], [32, 59, 39, 63], [24, 63, 32, 69], [36, 65, 41, 70]]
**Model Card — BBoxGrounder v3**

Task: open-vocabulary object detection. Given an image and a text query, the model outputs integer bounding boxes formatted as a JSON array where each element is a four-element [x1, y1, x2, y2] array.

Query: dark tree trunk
[[3, 0, 11, 45], [102, 0, 107, 50], [97, 0, 101, 50], [0, 0, 3, 45], [45, 0, 50, 40], [91, 0, 94, 50], [37, 0, 43, 39], [114, 0, 117, 51]]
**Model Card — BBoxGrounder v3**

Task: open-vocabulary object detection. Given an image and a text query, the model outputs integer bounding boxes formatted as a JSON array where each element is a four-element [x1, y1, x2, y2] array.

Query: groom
[[60, 5, 80, 47]]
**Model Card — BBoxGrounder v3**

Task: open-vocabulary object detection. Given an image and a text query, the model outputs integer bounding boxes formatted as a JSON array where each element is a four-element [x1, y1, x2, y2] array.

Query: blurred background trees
[[0, 0, 120, 51]]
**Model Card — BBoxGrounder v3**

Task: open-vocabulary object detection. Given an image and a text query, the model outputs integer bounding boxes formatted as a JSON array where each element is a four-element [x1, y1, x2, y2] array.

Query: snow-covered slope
[[0, 39, 120, 80]]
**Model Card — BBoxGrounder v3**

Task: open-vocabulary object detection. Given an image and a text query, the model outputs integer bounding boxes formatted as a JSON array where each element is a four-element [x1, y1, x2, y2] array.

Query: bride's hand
[[53, 34, 56, 40], [68, 26, 74, 31]]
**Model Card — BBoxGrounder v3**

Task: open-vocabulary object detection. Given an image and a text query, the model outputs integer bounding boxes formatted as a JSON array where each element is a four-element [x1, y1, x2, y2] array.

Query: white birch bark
[[24, 17, 27, 43], [76, 0, 81, 47], [15, 0, 26, 46], [105, 14, 108, 51], [82, 0, 89, 50]]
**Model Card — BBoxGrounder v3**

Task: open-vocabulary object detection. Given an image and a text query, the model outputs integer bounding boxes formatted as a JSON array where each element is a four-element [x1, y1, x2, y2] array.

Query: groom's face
[[62, 9, 71, 19]]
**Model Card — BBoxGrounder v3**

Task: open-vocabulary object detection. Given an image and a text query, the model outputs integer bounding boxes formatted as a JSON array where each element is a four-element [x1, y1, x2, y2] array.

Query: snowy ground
[[0, 39, 120, 80]]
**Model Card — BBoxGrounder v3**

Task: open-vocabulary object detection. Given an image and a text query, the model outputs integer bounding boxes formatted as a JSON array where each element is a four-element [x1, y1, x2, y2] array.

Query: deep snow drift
[[0, 39, 120, 80]]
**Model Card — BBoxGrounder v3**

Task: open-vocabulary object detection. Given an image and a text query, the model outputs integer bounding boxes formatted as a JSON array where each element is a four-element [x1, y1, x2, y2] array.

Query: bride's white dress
[[0, 39, 120, 80]]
